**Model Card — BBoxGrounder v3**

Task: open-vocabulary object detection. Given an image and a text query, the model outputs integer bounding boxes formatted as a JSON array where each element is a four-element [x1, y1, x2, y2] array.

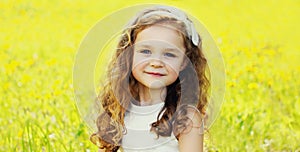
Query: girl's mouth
[[145, 72, 166, 76]]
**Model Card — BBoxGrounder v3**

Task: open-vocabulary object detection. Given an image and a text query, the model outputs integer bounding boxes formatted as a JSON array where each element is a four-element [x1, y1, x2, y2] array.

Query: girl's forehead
[[134, 24, 186, 52]]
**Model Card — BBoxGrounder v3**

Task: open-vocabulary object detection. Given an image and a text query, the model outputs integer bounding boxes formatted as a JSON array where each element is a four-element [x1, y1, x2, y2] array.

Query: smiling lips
[[144, 71, 166, 77]]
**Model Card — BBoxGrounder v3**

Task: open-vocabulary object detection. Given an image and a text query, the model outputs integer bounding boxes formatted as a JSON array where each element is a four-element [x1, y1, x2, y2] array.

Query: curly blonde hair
[[90, 6, 210, 152]]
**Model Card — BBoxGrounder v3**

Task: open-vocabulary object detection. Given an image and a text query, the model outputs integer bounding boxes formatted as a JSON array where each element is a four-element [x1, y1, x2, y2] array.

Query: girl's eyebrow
[[134, 44, 152, 48], [135, 43, 182, 53], [165, 47, 182, 53]]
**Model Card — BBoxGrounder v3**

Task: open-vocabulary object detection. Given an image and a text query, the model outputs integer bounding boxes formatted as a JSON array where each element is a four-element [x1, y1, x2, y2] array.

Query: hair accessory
[[140, 6, 200, 46]]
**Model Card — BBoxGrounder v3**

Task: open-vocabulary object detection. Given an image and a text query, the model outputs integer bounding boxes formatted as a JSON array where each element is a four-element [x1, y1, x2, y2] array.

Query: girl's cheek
[[165, 60, 182, 69], [135, 53, 151, 60], [132, 57, 149, 68], [133, 53, 145, 61]]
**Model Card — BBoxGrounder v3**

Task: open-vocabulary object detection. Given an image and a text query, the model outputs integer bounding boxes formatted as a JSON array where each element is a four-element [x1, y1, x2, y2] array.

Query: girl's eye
[[140, 49, 151, 54], [164, 52, 176, 57]]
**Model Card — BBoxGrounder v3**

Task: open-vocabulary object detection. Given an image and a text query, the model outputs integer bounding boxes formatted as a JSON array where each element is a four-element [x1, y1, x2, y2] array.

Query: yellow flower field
[[1, 0, 299, 151]]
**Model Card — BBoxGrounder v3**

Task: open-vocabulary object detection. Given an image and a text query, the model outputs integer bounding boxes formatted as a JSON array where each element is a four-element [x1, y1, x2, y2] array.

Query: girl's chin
[[140, 81, 167, 89]]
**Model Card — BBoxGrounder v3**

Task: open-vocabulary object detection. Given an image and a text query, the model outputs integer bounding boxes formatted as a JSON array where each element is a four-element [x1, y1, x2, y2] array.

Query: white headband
[[139, 6, 200, 46]]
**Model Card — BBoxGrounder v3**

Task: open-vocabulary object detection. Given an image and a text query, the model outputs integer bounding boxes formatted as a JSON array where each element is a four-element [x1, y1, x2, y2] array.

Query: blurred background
[[1, 0, 299, 151]]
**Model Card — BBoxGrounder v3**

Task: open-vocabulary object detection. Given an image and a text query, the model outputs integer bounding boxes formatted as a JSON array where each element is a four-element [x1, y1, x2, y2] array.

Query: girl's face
[[132, 24, 187, 89]]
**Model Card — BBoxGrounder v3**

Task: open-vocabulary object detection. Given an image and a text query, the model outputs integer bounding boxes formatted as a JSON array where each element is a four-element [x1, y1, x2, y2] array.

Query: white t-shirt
[[122, 102, 179, 152]]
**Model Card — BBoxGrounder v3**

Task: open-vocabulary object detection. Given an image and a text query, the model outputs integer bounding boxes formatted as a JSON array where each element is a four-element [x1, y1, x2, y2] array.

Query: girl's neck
[[137, 84, 166, 106]]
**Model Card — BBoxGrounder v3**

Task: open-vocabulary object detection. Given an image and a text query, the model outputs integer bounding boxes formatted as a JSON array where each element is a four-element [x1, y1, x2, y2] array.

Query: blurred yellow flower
[[228, 81, 236, 87], [53, 89, 62, 96], [18, 130, 23, 138], [21, 74, 32, 83], [3, 82, 10, 90], [46, 59, 57, 66], [3, 43, 10, 50], [25, 59, 36, 67], [248, 82, 258, 89], [246, 63, 257, 73], [4, 60, 20, 74]]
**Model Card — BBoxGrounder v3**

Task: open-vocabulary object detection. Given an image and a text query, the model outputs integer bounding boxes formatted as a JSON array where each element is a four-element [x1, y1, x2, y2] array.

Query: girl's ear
[[180, 58, 188, 71]]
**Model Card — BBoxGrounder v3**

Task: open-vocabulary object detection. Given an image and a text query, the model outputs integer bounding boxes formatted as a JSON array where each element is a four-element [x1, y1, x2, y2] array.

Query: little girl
[[90, 5, 210, 152]]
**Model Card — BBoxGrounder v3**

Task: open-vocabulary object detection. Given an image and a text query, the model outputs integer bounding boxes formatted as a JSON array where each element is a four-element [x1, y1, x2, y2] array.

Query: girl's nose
[[150, 59, 164, 68]]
